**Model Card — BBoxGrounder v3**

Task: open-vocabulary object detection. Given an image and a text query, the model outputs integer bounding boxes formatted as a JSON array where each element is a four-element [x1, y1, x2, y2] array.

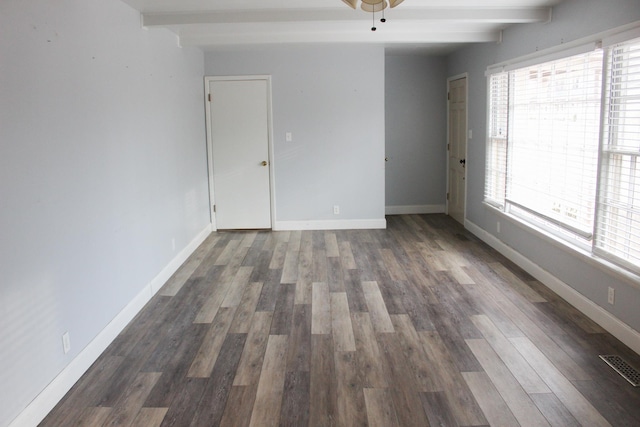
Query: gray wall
[[0, 1, 209, 425], [204, 46, 386, 223], [447, 0, 640, 333], [385, 55, 448, 210]]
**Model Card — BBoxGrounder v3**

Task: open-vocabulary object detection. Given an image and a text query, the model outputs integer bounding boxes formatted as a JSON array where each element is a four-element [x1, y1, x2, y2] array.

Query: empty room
[[2, 0, 640, 426]]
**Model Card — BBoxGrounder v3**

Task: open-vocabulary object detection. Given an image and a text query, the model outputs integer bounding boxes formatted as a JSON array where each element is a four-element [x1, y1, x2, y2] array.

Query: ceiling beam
[[143, 7, 551, 27], [179, 28, 501, 48]]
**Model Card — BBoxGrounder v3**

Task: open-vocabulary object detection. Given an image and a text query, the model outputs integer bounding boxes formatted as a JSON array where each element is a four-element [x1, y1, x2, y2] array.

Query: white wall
[[447, 0, 640, 339], [0, 1, 209, 426], [385, 54, 447, 213], [204, 46, 386, 228]]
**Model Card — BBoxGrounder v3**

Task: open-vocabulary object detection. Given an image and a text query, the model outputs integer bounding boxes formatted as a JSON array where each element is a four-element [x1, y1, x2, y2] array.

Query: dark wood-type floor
[[41, 214, 640, 426]]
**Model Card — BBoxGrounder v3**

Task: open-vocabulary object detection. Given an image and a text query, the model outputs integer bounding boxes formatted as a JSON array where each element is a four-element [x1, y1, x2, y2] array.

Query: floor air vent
[[599, 355, 640, 387]]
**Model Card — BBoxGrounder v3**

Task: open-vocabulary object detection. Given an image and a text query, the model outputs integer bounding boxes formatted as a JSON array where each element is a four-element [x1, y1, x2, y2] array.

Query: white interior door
[[447, 76, 467, 224], [208, 78, 272, 229]]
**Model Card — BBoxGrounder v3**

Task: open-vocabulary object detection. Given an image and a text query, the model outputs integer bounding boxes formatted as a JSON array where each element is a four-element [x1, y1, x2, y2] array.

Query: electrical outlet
[[608, 287, 615, 305], [333, 205, 340, 215], [286, 132, 292, 142], [62, 332, 71, 354]]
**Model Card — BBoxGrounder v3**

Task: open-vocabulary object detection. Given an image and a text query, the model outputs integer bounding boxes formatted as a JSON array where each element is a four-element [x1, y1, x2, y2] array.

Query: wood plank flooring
[[40, 214, 640, 426]]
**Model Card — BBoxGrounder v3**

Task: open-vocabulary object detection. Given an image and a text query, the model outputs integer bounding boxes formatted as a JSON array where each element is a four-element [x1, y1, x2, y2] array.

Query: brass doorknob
[[261, 161, 268, 166]]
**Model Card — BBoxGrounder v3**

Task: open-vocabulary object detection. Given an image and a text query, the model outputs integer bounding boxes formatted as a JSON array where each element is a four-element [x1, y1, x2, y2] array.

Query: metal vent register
[[599, 355, 640, 387]]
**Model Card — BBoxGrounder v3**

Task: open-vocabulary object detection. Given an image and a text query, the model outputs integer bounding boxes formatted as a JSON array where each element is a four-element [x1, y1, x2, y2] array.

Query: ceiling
[[120, 0, 564, 54]]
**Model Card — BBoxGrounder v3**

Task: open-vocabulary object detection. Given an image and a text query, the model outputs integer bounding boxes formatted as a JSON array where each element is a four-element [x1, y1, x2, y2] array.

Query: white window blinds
[[507, 50, 604, 238], [596, 37, 640, 270], [486, 31, 640, 275], [485, 72, 509, 208], [486, 50, 604, 239]]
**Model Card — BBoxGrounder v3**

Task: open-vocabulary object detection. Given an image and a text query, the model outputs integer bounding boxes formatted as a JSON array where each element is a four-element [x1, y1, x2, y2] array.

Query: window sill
[[483, 202, 640, 291]]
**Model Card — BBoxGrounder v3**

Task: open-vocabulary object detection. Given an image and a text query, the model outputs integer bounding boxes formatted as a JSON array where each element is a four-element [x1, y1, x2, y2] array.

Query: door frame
[[204, 75, 276, 231], [445, 73, 469, 223]]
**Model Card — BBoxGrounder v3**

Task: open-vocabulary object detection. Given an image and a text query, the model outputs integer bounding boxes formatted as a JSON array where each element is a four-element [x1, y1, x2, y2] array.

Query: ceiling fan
[[342, 0, 405, 31]]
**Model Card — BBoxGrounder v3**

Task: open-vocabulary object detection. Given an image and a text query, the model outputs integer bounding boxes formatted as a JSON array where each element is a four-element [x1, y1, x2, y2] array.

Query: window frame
[[484, 23, 640, 279], [594, 38, 640, 273]]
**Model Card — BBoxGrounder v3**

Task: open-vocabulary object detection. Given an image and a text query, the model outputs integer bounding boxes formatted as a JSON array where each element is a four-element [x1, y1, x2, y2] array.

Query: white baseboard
[[274, 218, 386, 231], [148, 226, 212, 295], [465, 219, 640, 356], [10, 224, 213, 427], [385, 204, 446, 215]]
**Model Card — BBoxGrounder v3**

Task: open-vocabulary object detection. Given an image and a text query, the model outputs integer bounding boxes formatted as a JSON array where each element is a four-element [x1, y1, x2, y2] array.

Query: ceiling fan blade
[[342, 0, 358, 9]]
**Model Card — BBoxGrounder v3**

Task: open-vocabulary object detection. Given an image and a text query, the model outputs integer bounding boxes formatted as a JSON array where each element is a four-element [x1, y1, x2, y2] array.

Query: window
[[596, 40, 640, 270], [485, 72, 509, 209], [486, 35, 640, 274]]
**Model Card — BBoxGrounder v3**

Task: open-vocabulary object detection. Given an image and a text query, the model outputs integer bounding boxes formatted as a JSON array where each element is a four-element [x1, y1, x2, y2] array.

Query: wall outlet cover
[[62, 332, 71, 354]]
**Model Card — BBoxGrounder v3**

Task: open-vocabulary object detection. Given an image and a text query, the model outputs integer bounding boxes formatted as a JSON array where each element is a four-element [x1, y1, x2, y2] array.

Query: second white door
[[208, 78, 272, 230], [447, 76, 467, 224]]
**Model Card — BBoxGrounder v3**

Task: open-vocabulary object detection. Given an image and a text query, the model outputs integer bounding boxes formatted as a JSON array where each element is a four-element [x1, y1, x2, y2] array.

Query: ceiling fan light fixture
[[342, 0, 403, 31], [361, 1, 388, 13]]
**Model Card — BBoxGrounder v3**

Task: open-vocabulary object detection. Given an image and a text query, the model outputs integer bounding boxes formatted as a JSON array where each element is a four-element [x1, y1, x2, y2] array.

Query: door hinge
[[213, 204, 216, 213], [208, 93, 212, 102], [447, 143, 450, 151], [446, 192, 450, 201], [447, 92, 450, 101]]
